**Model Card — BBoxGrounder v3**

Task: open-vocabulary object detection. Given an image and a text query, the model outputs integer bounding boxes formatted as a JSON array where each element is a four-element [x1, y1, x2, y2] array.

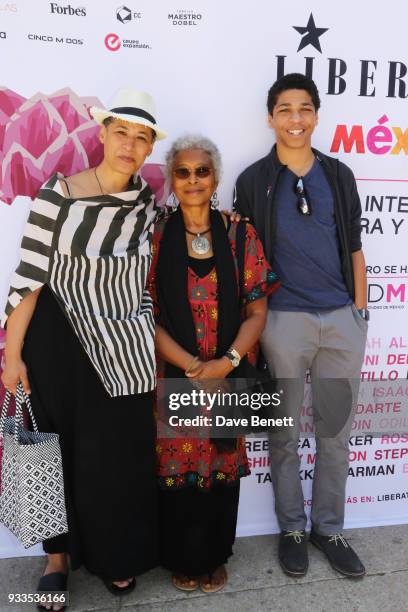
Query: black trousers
[[159, 483, 240, 576], [23, 286, 158, 580]]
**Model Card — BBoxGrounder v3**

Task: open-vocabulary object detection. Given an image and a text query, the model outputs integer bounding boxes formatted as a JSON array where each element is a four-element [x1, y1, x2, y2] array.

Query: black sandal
[[37, 572, 68, 610], [102, 577, 136, 596]]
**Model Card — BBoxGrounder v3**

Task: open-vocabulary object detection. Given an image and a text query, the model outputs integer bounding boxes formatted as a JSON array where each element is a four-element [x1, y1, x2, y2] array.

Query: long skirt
[[159, 483, 240, 576], [22, 285, 158, 581]]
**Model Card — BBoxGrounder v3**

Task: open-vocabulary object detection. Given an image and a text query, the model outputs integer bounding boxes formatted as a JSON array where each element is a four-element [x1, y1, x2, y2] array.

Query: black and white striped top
[[2, 173, 157, 397]]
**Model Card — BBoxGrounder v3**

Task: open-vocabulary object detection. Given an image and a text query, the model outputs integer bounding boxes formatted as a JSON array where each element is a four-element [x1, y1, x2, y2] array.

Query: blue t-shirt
[[269, 160, 352, 311]]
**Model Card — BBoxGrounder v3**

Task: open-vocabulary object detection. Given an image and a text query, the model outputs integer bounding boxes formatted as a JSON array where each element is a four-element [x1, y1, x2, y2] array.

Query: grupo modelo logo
[[276, 12, 407, 100], [116, 5, 141, 24], [168, 10, 202, 26], [104, 32, 150, 51], [0, 31, 6, 39], [50, 2, 86, 16], [331, 115, 408, 156], [28, 33, 84, 45]]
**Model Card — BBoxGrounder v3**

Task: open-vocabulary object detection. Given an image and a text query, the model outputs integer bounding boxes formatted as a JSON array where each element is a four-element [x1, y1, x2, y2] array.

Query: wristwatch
[[224, 347, 241, 368], [357, 307, 370, 322]]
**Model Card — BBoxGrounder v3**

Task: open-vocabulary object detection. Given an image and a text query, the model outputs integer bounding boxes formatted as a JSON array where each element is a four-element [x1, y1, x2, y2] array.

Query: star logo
[[293, 13, 328, 53]]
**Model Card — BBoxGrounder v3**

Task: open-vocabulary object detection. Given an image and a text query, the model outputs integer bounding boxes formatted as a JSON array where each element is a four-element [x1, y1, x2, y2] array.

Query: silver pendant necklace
[[186, 227, 211, 255]]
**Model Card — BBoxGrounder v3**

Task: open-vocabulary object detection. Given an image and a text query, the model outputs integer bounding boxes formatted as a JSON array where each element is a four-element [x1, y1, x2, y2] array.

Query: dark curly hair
[[267, 73, 321, 114]]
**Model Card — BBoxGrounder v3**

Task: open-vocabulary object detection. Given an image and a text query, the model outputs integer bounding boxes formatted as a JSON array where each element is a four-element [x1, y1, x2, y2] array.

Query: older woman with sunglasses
[[147, 135, 279, 593]]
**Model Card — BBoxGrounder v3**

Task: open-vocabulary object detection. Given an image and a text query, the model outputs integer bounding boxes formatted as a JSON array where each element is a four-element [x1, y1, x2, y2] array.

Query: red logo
[[105, 33, 121, 51]]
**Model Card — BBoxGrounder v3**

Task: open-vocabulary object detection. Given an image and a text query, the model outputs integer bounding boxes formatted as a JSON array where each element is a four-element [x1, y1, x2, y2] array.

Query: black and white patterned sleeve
[[1, 176, 63, 327]]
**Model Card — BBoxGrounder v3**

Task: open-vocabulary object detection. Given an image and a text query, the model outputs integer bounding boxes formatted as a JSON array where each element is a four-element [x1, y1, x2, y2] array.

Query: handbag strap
[[236, 220, 246, 305], [0, 389, 13, 435], [13, 384, 39, 441]]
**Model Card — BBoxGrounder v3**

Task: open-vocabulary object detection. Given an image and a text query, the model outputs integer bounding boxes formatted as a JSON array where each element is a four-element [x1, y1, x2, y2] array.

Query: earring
[[166, 192, 179, 211], [210, 191, 219, 210]]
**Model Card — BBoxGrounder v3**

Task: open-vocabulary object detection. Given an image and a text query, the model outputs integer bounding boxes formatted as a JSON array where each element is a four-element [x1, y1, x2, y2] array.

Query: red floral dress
[[147, 219, 279, 490]]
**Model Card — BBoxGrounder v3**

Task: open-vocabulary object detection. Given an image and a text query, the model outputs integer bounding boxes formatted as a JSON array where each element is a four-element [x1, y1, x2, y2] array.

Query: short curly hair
[[267, 73, 321, 114], [165, 134, 222, 183]]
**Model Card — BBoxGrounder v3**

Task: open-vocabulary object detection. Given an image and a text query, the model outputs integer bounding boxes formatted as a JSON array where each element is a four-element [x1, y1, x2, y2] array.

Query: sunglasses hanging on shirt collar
[[295, 177, 312, 216]]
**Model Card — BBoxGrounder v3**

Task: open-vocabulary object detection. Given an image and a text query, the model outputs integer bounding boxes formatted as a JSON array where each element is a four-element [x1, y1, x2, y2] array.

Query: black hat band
[[109, 107, 156, 125]]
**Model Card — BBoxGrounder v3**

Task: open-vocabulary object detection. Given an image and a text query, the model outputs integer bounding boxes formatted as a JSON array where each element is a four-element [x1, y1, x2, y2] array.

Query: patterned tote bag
[[0, 384, 68, 548]]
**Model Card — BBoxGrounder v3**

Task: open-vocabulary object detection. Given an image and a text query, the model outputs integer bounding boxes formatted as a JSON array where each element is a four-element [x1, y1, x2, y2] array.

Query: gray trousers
[[261, 305, 367, 535]]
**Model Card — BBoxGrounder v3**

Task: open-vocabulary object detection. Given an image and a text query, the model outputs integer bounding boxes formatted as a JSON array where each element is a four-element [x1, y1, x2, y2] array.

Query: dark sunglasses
[[295, 177, 312, 215], [173, 166, 212, 180]]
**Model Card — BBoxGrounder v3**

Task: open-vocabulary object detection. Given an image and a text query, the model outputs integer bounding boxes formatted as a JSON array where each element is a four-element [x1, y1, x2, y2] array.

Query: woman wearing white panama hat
[[1, 87, 166, 608]]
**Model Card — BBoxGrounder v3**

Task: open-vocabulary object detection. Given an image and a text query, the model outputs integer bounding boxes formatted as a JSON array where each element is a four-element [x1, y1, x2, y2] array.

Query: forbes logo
[[50, 2, 86, 16]]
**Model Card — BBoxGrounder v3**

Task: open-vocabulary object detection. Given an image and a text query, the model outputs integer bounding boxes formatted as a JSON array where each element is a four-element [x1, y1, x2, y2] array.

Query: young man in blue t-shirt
[[234, 73, 368, 578]]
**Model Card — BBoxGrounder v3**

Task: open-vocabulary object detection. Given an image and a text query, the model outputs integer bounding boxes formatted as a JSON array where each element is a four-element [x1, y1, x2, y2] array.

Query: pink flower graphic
[[141, 163, 168, 207], [0, 86, 168, 206], [0, 87, 104, 204]]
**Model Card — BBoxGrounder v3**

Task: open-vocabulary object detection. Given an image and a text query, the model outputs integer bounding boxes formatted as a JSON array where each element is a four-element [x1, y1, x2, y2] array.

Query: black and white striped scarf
[[2, 172, 157, 397]]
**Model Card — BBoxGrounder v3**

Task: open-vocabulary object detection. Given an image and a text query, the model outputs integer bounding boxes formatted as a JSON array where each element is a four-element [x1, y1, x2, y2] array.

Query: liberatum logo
[[276, 12, 407, 99], [116, 5, 141, 24], [331, 115, 408, 156], [50, 2, 86, 16]]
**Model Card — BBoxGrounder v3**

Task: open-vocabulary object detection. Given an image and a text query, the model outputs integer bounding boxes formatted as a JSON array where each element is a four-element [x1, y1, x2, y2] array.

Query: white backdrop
[[0, 0, 407, 557]]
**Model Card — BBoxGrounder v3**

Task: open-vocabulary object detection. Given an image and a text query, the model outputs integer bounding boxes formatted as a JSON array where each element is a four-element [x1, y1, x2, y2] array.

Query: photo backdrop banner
[[0, 0, 407, 557]]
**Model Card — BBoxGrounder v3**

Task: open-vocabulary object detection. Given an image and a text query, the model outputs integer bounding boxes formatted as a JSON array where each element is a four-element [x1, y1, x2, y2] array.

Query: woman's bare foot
[[39, 553, 68, 611], [102, 576, 136, 595], [172, 573, 199, 591], [200, 565, 228, 593], [112, 578, 134, 589], [43, 553, 68, 576]]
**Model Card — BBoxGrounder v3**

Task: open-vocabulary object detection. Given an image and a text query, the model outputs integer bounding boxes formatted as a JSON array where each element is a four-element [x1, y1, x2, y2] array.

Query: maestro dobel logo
[[168, 10, 202, 25], [116, 5, 141, 23]]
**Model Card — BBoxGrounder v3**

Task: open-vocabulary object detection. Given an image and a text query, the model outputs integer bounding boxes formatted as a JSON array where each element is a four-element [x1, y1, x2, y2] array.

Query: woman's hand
[[188, 357, 233, 380], [220, 209, 249, 223], [1, 356, 31, 396], [1, 288, 40, 396]]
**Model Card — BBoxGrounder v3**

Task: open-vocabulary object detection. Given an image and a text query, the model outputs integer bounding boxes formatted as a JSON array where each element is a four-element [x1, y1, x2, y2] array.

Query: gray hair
[[165, 134, 222, 183]]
